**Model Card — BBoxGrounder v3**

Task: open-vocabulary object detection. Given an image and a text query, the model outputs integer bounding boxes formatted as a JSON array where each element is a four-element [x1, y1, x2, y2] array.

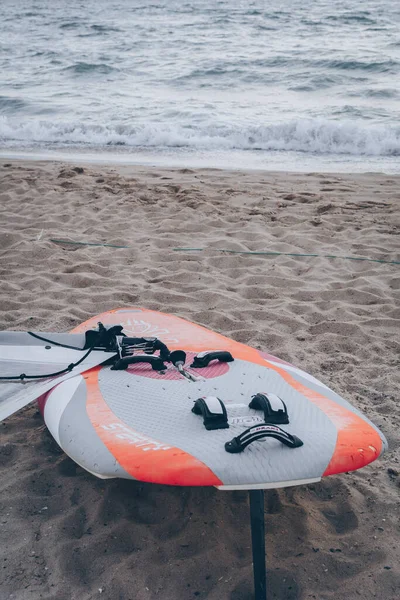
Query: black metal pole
[[249, 489, 267, 600]]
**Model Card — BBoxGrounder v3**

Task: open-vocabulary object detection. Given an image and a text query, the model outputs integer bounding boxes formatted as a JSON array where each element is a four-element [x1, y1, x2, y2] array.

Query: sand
[[0, 159, 399, 600]]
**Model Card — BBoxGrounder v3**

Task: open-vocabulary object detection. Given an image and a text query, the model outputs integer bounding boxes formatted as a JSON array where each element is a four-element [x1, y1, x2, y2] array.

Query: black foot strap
[[249, 393, 289, 425], [192, 396, 229, 430], [190, 350, 234, 368], [225, 424, 303, 453], [111, 355, 167, 371]]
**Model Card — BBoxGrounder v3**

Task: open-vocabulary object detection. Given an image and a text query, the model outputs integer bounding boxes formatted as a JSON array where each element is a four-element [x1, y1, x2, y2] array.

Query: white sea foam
[[0, 117, 399, 157]]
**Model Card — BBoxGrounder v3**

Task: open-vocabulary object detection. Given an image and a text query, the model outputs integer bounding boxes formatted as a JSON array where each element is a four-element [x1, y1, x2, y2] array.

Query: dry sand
[[0, 160, 399, 600]]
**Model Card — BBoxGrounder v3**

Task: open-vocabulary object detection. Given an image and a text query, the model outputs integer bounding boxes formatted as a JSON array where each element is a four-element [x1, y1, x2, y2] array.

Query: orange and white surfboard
[[18, 307, 386, 490]]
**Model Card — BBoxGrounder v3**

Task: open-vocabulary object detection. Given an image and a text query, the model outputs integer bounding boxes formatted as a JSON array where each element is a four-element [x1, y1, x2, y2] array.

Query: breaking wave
[[0, 117, 399, 157]]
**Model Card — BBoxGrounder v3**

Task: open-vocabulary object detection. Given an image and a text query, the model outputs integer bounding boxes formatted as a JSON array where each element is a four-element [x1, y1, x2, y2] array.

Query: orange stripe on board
[[84, 367, 222, 487], [71, 307, 268, 359], [262, 360, 383, 476]]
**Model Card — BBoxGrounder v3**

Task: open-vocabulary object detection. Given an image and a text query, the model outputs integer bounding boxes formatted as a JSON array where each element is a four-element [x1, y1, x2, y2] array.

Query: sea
[[0, 0, 399, 173]]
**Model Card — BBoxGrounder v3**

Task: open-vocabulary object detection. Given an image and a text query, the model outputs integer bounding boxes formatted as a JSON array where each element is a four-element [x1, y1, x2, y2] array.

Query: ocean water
[[0, 0, 399, 172]]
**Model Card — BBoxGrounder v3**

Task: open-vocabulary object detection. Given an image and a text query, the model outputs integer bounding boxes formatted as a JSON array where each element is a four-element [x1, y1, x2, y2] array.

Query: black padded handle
[[190, 351, 234, 369], [225, 424, 303, 454], [111, 355, 167, 372]]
